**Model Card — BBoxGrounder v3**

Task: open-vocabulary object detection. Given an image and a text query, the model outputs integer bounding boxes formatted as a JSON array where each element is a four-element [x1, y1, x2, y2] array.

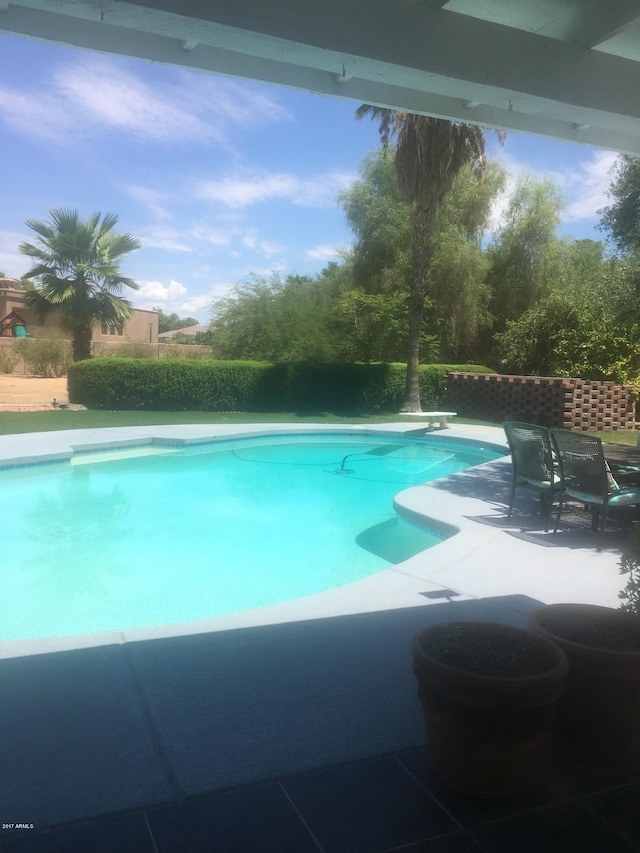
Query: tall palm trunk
[[402, 287, 426, 411], [401, 203, 433, 412], [72, 325, 92, 362], [356, 108, 488, 413]]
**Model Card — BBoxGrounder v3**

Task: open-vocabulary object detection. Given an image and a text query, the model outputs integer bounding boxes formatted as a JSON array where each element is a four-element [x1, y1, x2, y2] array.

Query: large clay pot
[[528, 603, 640, 765], [411, 621, 568, 798]]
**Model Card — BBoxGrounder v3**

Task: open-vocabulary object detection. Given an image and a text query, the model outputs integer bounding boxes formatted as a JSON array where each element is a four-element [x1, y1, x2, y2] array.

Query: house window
[[110, 325, 116, 335], [117, 325, 123, 336], [101, 323, 108, 335]]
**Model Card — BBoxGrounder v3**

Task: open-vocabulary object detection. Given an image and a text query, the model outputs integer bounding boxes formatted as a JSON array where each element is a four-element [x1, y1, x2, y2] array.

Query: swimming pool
[[1, 432, 503, 641]]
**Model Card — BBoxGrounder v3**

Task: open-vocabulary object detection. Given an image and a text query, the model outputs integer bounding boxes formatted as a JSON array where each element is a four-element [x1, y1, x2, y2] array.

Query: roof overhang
[[2, 0, 640, 154]]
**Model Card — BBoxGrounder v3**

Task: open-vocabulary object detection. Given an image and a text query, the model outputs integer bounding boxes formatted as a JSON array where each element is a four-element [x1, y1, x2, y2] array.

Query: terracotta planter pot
[[411, 621, 568, 798], [528, 603, 640, 765]]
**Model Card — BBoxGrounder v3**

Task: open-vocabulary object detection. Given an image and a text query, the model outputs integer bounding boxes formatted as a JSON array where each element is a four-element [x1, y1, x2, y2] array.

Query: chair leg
[[554, 493, 564, 533], [508, 477, 516, 517], [540, 489, 552, 531], [598, 504, 608, 551]]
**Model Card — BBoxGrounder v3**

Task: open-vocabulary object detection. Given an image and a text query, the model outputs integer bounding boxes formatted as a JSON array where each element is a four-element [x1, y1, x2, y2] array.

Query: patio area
[[1, 423, 639, 852]]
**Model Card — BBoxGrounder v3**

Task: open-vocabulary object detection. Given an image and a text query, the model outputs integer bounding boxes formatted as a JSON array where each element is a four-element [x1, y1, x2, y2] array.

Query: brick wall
[[443, 372, 636, 431]]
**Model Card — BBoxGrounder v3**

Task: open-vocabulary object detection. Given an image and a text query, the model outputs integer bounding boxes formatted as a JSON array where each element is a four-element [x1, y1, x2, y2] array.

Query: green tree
[[0, 273, 31, 289], [340, 150, 412, 297], [495, 295, 581, 376], [154, 308, 199, 334], [340, 149, 505, 363], [599, 156, 640, 253], [338, 150, 414, 361], [486, 175, 566, 339], [356, 108, 487, 411], [19, 209, 140, 361], [495, 241, 640, 383], [429, 160, 506, 360], [211, 270, 349, 362]]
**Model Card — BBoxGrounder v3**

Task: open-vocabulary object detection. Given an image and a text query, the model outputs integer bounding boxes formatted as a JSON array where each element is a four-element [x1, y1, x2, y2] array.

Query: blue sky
[[0, 33, 620, 324]]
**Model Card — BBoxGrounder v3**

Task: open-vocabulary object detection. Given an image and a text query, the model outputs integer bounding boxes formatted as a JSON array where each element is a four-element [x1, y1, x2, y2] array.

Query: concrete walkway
[[0, 423, 631, 830]]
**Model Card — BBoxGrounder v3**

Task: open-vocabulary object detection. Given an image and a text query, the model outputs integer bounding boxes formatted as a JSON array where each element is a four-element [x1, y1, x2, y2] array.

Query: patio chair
[[502, 422, 559, 529], [549, 429, 640, 545]]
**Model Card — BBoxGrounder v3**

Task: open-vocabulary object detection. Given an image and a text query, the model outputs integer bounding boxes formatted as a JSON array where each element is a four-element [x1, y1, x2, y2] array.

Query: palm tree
[[19, 208, 141, 361], [357, 108, 487, 411]]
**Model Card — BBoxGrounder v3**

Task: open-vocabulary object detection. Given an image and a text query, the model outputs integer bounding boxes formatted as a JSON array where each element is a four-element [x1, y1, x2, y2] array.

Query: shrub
[[13, 335, 72, 377], [619, 522, 640, 616], [0, 348, 18, 374], [68, 358, 494, 412], [162, 345, 214, 360]]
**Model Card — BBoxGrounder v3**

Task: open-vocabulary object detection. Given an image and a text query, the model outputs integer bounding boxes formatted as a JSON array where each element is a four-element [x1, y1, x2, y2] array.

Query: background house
[[0, 278, 158, 343], [158, 324, 211, 344]]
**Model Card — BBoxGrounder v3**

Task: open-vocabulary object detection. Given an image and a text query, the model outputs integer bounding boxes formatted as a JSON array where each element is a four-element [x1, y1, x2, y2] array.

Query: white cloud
[[207, 281, 236, 300], [0, 86, 71, 143], [562, 150, 618, 221], [137, 226, 195, 253], [190, 224, 236, 247], [0, 55, 291, 148], [248, 261, 288, 277], [196, 173, 297, 208], [136, 279, 188, 308], [175, 72, 292, 127], [257, 240, 285, 256], [487, 170, 518, 234], [175, 293, 217, 319], [489, 147, 619, 233], [122, 185, 172, 220], [54, 60, 215, 145], [305, 242, 346, 261], [242, 230, 285, 256], [135, 279, 234, 321], [196, 169, 357, 208], [0, 230, 31, 278], [135, 219, 286, 256]]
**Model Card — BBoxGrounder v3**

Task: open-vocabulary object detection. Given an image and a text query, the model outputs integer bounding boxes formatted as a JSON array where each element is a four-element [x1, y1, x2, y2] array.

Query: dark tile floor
[[4, 744, 640, 853]]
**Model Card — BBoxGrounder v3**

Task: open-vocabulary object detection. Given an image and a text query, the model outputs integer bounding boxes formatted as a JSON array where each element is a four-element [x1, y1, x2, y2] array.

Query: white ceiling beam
[[3, 0, 640, 154], [553, 0, 640, 48]]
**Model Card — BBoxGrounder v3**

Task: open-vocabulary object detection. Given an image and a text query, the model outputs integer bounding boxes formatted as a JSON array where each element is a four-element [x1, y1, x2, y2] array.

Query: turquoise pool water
[[1, 433, 502, 640]]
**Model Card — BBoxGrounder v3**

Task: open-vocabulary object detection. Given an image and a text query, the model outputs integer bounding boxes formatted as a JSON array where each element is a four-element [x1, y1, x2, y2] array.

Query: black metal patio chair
[[550, 429, 640, 546], [502, 422, 560, 529]]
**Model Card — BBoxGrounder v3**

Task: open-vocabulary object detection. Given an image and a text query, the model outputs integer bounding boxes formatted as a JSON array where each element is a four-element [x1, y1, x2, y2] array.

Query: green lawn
[[0, 410, 497, 436], [0, 410, 636, 444], [593, 430, 639, 446]]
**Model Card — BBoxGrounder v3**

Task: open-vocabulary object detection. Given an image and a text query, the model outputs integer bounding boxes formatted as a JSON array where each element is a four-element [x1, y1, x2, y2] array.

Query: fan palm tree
[[19, 208, 141, 361], [356, 107, 487, 411]]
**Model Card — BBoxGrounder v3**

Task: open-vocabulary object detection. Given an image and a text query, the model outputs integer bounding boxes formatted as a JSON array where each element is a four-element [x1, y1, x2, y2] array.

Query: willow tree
[[600, 156, 640, 253], [356, 107, 487, 411], [19, 208, 141, 361]]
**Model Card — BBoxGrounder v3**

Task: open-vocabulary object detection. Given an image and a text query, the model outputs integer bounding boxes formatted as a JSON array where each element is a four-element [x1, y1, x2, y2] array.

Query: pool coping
[[0, 422, 626, 659]]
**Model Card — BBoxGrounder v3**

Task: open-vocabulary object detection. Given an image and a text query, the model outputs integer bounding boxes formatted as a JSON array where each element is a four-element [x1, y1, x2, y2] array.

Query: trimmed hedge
[[67, 358, 494, 412]]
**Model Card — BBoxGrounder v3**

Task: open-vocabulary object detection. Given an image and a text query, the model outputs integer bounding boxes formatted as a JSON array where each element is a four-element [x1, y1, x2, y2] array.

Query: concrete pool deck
[[0, 422, 633, 837]]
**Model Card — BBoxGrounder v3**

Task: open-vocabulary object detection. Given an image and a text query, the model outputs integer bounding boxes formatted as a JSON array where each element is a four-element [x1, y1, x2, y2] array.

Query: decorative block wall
[[444, 373, 636, 431]]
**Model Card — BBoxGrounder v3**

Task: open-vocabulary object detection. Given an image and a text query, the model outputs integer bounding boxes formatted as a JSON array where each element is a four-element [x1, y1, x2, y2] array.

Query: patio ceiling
[[2, 0, 640, 154]]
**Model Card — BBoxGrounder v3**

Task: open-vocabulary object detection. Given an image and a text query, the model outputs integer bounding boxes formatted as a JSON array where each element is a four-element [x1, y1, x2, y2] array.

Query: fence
[[443, 372, 636, 431], [0, 337, 212, 373]]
